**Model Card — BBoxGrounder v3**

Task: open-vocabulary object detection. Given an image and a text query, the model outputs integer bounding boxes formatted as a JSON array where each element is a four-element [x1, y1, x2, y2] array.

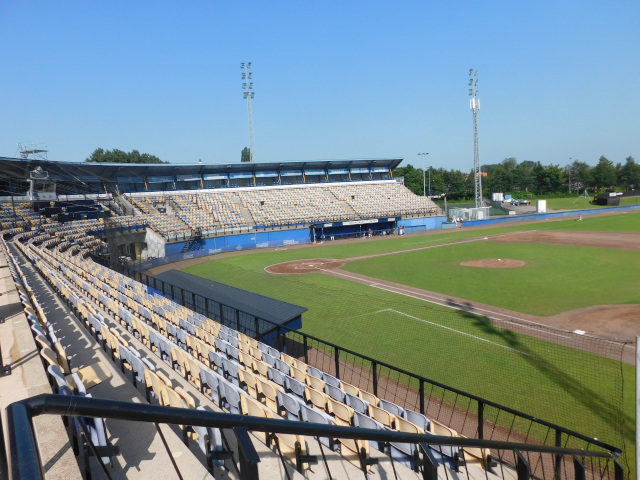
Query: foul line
[[321, 267, 572, 341], [375, 308, 528, 355]]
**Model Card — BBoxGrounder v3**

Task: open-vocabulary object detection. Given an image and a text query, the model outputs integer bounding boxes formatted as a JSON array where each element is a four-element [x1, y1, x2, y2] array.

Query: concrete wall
[[136, 228, 311, 271], [144, 228, 166, 259]]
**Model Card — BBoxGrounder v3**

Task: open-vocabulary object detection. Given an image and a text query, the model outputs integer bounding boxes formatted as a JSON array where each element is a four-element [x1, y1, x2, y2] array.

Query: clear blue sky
[[2, 1, 638, 172]]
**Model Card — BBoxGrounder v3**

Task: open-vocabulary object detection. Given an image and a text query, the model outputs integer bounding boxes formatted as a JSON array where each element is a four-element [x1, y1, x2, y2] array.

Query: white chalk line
[[376, 308, 528, 355], [321, 267, 572, 341]]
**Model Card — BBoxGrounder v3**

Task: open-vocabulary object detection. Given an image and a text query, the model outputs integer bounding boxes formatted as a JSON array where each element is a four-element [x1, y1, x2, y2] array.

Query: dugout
[[311, 217, 399, 241], [154, 270, 307, 346]]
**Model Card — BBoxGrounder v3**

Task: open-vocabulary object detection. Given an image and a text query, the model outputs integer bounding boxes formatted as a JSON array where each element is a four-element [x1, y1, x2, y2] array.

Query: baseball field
[[169, 209, 639, 473]]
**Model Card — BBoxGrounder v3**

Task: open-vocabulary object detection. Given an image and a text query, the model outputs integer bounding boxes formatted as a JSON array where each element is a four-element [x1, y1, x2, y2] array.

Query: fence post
[[478, 401, 484, 439], [419, 379, 425, 415], [334, 348, 340, 379]]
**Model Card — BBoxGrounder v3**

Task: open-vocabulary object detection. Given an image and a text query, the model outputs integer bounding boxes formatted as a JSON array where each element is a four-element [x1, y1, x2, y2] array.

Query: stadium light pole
[[469, 69, 482, 209], [241, 62, 256, 162], [418, 153, 429, 196], [568, 158, 572, 194]]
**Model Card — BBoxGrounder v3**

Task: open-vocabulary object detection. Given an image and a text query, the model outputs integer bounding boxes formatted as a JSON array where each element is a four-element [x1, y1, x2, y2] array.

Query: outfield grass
[[535, 195, 640, 210], [343, 241, 640, 316], [181, 211, 638, 474]]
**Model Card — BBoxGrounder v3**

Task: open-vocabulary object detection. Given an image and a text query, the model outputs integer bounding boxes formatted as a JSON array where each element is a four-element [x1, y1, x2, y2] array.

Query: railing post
[[515, 450, 531, 480], [7, 401, 43, 480], [372, 361, 378, 396], [614, 459, 625, 480], [276, 326, 284, 352], [478, 400, 484, 439], [554, 429, 562, 480], [233, 427, 260, 480], [419, 379, 425, 415], [0, 408, 7, 479], [334, 348, 340, 379], [0, 342, 12, 377], [573, 455, 585, 480], [303, 335, 308, 364], [418, 443, 438, 480]]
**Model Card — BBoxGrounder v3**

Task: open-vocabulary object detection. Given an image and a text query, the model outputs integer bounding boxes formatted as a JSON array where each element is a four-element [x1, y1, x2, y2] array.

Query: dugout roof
[[155, 269, 307, 329]]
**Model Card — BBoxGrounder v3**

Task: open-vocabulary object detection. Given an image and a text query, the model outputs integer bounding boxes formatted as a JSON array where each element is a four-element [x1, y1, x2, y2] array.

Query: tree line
[[85, 148, 168, 164], [395, 156, 639, 200]]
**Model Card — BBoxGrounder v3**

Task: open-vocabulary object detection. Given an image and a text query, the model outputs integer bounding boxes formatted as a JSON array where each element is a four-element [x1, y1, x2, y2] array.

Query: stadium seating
[[4, 227, 502, 479]]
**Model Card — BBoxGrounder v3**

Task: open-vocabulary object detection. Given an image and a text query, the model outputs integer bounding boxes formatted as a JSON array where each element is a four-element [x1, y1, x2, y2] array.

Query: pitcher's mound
[[266, 259, 346, 274], [460, 258, 526, 268]]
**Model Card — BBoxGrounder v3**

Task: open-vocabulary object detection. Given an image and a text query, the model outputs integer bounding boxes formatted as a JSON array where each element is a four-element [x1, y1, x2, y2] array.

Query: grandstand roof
[[0, 156, 403, 184], [154, 269, 307, 330]]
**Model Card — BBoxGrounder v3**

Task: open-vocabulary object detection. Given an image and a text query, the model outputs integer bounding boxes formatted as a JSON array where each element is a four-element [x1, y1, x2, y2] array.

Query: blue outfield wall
[[138, 228, 311, 271], [461, 204, 640, 228]]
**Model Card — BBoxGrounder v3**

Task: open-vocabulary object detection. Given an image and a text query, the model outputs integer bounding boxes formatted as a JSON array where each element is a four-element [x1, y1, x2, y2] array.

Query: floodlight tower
[[468, 69, 482, 208], [241, 62, 256, 162]]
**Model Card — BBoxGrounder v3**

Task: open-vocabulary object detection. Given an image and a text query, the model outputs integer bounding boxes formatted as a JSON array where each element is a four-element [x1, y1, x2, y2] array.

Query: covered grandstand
[[0, 156, 446, 267]]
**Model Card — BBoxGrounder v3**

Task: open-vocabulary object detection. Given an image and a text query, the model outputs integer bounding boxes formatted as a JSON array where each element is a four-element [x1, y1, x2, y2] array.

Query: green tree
[[241, 147, 251, 163], [591, 156, 617, 190], [441, 169, 471, 200], [514, 160, 535, 191], [617, 156, 639, 190], [532, 163, 563, 194], [569, 160, 591, 193], [85, 148, 167, 164], [394, 164, 424, 195]]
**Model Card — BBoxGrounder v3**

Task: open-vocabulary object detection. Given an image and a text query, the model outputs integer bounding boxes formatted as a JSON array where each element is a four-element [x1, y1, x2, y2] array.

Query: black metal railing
[[5, 394, 623, 480], [120, 269, 624, 476]]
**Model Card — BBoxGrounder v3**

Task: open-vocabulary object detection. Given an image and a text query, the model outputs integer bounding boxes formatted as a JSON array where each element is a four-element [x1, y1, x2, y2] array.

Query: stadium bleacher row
[[126, 181, 439, 238], [2, 224, 496, 479]]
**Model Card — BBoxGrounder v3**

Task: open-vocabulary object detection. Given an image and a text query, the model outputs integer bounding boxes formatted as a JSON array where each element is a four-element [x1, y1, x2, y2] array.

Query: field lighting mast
[[241, 62, 256, 162], [469, 69, 482, 209]]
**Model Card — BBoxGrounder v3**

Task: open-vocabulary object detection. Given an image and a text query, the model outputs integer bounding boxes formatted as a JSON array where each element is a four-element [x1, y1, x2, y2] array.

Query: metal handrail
[[6, 394, 621, 480]]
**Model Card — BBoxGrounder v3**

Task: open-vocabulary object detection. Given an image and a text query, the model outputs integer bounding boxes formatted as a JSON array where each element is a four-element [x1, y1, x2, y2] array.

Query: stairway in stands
[[232, 194, 257, 228]]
